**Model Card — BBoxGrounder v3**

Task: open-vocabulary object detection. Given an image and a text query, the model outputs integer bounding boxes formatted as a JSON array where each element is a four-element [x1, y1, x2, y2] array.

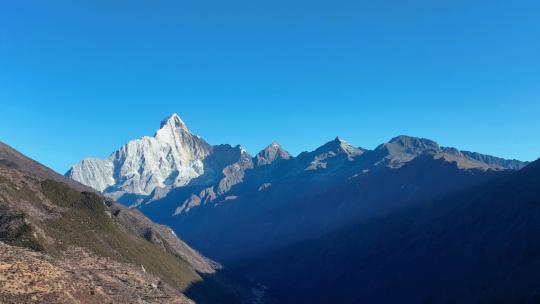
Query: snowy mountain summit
[[66, 114, 212, 198]]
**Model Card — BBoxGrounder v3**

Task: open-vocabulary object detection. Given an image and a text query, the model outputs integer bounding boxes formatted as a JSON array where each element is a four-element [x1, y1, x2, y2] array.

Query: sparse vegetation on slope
[[37, 179, 202, 291]]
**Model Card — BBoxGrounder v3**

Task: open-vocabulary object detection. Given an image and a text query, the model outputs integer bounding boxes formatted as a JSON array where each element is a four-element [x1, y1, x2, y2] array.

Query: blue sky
[[1, 0, 539, 173]]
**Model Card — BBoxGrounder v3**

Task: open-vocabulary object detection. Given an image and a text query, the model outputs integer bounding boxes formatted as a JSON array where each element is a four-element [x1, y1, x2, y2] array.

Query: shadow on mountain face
[[155, 155, 508, 265], [233, 159, 540, 304]]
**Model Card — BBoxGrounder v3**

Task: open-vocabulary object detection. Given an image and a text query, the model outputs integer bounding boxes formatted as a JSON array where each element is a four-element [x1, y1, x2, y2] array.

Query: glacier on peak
[[67, 113, 212, 196]]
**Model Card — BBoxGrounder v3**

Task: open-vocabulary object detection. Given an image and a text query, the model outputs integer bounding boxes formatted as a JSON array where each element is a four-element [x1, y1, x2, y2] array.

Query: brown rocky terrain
[[0, 242, 192, 304]]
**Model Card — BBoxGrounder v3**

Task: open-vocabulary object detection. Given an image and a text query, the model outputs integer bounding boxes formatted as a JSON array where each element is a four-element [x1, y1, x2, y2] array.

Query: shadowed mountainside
[[141, 137, 514, 264], [234, 158, 540, 303]]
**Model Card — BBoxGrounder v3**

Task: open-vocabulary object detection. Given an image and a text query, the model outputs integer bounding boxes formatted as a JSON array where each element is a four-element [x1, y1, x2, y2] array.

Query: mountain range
[[68, 114, 525, 206], [62, 113, 540, 303]]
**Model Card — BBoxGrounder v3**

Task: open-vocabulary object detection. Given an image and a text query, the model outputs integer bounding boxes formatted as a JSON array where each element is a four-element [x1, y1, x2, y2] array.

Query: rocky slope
[[0, 241, 193, 304], [0, 141, 261, 304]]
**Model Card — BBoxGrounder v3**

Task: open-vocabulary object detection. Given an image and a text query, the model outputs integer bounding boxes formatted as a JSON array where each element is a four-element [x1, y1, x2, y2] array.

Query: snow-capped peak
[[155, 113, 195, 146], [67, 113, 212, 197], [159, 113, 189, 132]]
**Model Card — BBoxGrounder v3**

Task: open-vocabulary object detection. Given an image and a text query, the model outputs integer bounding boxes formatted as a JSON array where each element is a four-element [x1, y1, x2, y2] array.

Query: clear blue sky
[[1, 0, 539, 173]]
